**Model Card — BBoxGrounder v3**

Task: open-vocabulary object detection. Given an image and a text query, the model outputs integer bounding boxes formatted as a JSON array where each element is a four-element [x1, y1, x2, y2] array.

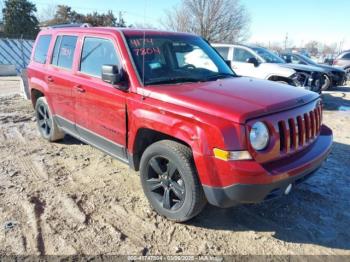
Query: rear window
[[51, 35, 78, 69], [33, 35, 52, 64]]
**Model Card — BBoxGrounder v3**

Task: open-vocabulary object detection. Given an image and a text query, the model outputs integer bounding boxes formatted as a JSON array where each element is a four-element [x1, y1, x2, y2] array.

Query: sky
[[3, 0, 349, 50]]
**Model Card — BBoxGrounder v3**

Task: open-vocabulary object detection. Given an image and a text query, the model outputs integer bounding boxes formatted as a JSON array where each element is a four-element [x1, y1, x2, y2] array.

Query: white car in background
[[212, 43, 325, 93]]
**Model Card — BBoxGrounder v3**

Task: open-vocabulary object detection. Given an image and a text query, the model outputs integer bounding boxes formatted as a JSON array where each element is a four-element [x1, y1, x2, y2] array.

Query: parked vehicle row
[[27, 26, 333, 222], [280, 53, 347, 90], [212, 44, 325, 93], [333, 50, 350, 82]]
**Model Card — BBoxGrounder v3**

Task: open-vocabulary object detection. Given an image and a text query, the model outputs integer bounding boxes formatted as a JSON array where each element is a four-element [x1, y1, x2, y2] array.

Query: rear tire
[[35, 97, 64, 142], [140, 140, 206, 222]]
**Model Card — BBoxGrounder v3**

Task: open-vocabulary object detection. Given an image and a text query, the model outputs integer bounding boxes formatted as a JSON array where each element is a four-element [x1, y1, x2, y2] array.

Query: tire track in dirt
[[95, 204, 158, 251]]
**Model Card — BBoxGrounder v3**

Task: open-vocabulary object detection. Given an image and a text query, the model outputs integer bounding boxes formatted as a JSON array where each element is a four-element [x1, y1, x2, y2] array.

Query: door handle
[[74, 85, 86, 93], [47, 76, 54, 82]]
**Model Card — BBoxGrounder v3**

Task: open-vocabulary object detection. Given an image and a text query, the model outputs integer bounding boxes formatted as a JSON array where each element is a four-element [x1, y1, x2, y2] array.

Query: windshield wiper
[[202, 73, 236, 81], [145, 77, 200, 85]]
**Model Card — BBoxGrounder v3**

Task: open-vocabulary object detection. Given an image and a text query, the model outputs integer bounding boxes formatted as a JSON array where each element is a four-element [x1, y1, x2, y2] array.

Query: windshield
[[124, 33, 235, 85], [252, 47, 285, 64], [299, 54, 317, 65]]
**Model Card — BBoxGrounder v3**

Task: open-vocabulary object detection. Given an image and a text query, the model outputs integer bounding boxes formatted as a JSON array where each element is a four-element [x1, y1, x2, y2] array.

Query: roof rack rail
[[46, 23, 91, 29]]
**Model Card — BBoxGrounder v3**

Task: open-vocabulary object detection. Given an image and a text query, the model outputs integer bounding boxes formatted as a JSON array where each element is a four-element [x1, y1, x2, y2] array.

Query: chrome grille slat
[[297, 116, 305, 146], [278, 104, 322, 154], [310, 111, 315, 138]]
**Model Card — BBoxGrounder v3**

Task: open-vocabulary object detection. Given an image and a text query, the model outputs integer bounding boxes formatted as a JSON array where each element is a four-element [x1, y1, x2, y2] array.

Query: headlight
[[249, 122, 269, 151]]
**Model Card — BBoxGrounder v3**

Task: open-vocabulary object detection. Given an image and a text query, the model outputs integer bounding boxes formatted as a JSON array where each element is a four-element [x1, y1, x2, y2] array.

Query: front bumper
[[203, 125, 333, 208]]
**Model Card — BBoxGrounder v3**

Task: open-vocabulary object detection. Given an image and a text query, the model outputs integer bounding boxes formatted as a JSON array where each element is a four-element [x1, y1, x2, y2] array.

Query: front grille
[[278, 103, 322, 153]]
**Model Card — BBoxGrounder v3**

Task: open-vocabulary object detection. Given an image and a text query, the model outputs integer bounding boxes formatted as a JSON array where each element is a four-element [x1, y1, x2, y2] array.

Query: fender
[[27, 65, 51, 107], [126, 94, 247, 186]]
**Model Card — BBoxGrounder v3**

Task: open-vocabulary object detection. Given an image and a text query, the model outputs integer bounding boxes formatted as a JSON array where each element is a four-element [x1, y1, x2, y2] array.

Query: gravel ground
[[0, 78, 350, 256]]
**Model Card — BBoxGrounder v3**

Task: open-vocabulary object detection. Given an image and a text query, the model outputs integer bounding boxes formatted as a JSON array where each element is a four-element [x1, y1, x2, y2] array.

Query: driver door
[[231, 47, 258, 77], [74, 35, 128, 160]]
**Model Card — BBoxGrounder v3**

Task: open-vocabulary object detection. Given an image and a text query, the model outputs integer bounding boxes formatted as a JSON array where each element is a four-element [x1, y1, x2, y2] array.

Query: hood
[[259, 63, 295, 77], [316, 64, 346, 73], [280, 63, 327, 73], [139, 77, 319, 124]]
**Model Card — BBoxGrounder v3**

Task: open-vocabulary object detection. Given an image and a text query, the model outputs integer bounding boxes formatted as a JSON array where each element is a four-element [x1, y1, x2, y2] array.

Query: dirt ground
[[0, 77, 350, 256]]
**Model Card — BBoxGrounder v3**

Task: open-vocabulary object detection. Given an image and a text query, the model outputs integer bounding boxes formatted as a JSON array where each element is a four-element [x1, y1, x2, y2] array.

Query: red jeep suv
[[27, 26, 333, 222]]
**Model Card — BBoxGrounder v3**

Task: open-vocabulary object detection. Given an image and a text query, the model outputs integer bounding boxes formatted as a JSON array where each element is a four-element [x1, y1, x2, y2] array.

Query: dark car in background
[[280, 53, 347, 90], [333, 51, 350, 82]]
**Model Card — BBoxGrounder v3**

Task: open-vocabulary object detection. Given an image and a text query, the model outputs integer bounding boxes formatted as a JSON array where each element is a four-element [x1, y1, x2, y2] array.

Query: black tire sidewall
[[345, 68, 350, 82], [140, 142, 198, 221]]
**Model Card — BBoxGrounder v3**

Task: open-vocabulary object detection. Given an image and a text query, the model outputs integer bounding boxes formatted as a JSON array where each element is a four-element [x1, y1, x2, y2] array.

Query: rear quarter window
[[33, 35, 52, 64]]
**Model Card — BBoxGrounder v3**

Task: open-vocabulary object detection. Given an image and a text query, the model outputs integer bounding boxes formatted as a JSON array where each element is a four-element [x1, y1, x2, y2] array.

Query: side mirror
[[246, 57, 259, 67], [225, 60, 232, 67], [285, 57, 292, 63], [102, 64, 122, 85]]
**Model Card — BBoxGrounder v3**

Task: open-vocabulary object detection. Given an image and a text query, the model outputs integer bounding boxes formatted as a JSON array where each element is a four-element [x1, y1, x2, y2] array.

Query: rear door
[[47, 34, 79, 133], [74, 35, 128, 160]]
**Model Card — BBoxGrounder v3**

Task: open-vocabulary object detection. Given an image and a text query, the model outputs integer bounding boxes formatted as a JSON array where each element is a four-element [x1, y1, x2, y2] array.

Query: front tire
[[321, 74, 331, 91], [35, 97, 64, 142], [140, 140, 206, 222], [345, 68, 350, 85]]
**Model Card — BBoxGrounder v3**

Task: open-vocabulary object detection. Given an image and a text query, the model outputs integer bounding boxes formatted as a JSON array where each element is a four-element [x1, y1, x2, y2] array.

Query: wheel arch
[[28, 75, 49, 108], [130, 128, 193, 171], [30, 88, 45, 108], [267, 75, 294, 85]]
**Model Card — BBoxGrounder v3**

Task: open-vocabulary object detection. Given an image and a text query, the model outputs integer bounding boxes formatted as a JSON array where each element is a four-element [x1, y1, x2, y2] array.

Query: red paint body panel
[[27, 27, 332, 195]]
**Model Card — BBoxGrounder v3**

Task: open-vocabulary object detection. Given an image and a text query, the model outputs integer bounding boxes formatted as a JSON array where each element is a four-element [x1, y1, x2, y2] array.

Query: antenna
[[142, 0, 147, 86]]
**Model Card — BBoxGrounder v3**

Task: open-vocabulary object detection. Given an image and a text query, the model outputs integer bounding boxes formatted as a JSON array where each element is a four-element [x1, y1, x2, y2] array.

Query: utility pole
[[284, 33, 288, 51]]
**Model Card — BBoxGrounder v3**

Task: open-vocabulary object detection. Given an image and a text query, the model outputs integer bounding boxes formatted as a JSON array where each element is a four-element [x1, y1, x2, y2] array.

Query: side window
[[80, 37, 119, 77], [291, 55, 302, 64], [233, 48, 255, 62], [215, 47, 229, 59], [33, 35, 52, 64], [343, 53, 350, 59], [51, 35, 78, 69]]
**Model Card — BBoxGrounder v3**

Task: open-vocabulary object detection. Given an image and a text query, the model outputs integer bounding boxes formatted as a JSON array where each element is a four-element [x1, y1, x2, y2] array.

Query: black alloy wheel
[[140, 140, 207, 222], [37, 103, 52, 137], [146, 156, 186, 211], [35, 97, 64, 141]]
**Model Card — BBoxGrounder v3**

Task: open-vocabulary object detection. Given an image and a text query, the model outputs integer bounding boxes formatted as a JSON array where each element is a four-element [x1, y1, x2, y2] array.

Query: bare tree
[[38, 3, 57, 22], [305, 41, 320, 56], [130, 22, 157, 29], [162, 0, 250, 43]]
